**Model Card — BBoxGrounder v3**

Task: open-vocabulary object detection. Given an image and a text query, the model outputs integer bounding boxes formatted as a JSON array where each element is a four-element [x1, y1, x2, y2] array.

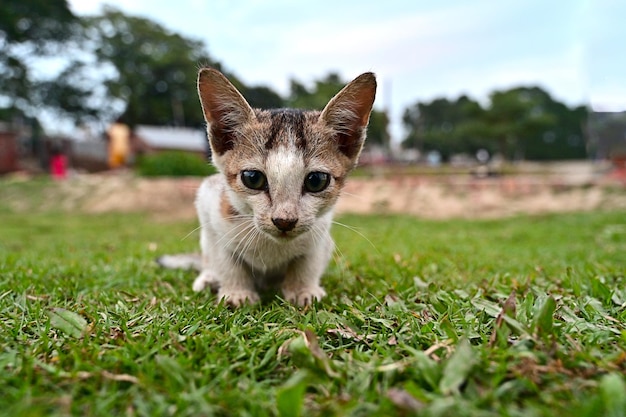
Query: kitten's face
[[219, 109, 351, 239], [197, 69, 376, 240]]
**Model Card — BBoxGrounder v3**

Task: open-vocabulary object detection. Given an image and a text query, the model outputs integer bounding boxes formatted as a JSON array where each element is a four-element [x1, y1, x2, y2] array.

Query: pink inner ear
[[348, 78, 377, 128]]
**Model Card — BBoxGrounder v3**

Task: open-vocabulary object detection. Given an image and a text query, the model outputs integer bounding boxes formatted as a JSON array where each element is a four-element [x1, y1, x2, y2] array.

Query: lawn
[[1, 179, 625, 416]]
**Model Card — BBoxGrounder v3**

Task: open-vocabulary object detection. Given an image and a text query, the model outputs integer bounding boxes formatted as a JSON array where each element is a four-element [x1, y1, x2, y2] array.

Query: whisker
[[251, 228, 265, 270], [180, 214, 253, 241], [218, 220, 255, 250], [312, 223, 347, 275], [308, 222, 350, 282], [246, 228, 265, 273], [230, 222, 259, 268], [180, 221, 209, 241], [332, 220, 379, 254], [339, 191, 367, 201]]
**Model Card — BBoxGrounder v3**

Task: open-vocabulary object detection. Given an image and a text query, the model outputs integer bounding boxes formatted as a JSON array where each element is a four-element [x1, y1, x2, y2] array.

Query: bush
[[135, 151, 217, 177]]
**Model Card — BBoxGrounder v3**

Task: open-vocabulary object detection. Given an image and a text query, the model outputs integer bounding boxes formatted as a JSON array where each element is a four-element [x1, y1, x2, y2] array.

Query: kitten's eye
[[241, 170, 268, 190], [304, 172, 330, 193]]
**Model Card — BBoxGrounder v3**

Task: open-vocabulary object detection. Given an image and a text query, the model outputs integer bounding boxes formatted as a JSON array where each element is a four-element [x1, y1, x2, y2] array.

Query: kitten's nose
[[272, 217, 298, 232]]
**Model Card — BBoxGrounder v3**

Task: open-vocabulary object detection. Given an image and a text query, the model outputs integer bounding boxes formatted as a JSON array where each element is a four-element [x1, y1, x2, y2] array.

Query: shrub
[[135, 151, 217, 177]]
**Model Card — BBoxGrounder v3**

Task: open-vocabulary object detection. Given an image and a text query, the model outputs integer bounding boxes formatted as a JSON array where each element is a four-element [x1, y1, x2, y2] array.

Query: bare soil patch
[[37, 166, 626, 220], [337, 176, 625, 218]]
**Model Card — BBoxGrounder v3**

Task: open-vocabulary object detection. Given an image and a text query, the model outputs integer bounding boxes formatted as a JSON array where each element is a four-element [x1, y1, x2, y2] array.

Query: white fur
[[188, 68, 376, 307], [157, 254, 202, 271], [193, 172, 334, 306]]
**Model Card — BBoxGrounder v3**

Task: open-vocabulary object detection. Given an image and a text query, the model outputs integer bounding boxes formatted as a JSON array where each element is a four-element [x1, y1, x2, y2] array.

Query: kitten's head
[[197, 68, 376, 240]]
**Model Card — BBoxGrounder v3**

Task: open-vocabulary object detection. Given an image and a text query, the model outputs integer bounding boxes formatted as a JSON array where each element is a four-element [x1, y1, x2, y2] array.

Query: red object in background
[[50, 154, 67, 180], [607, 155, 626, 184]]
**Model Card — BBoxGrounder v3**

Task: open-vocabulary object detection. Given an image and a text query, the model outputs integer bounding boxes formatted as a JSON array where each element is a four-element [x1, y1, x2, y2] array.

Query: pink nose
[[272, 218, 298, 232]]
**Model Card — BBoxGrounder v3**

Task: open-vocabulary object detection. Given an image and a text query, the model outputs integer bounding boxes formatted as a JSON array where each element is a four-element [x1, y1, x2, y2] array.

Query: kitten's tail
[[156, 253, 202, 271]]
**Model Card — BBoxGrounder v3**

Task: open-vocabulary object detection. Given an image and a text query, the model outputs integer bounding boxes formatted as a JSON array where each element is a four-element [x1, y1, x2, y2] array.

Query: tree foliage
[[84, 7, 216, 128], [403, 96, 488, 158], [0, 0, 84, 120], [239, 85, 285, 110], [287, 73, 389, 147], [226, 77, 285, 110], [402, 87, 588, 160]]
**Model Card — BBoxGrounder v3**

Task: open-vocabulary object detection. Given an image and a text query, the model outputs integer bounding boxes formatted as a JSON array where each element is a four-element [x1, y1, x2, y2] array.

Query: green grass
[[136, 151, 217, 177], [1, 180, 625, 416]]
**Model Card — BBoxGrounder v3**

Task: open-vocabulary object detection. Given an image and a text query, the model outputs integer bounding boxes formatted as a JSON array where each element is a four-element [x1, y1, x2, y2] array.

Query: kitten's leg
[[193, 234, 259, 305], [281, 236, 333, 306], [192, 225, 221, 292], [216, 260, 260, 306], [192, 270, 220, 292]]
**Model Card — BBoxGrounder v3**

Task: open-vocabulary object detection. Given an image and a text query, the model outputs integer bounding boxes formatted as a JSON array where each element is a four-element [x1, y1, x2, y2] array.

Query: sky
[[68, 0, 625, 141]]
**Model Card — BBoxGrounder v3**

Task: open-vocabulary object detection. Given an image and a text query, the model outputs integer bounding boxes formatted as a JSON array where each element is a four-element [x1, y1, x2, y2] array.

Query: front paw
[[218, 288, 260, 307], [282, 285, 326, 306], [192, 271, 219, 292]]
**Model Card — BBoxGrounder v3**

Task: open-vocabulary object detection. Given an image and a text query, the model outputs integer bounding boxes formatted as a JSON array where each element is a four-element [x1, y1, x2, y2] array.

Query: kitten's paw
[[192, 271, 219, 292], [282, 285, 326, 306], [218, 289, 260, 307]]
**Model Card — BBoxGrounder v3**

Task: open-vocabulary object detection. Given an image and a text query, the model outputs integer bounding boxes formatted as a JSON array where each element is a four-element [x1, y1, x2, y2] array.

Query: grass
[[1, 178, 625, 416], [135, 151, 217, 177]]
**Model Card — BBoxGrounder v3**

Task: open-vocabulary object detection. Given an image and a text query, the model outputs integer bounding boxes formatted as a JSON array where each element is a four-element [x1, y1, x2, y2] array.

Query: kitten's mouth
[[259, 221, 308, 241], [276, 230, 297, 239], [262, 228, 300, 241]]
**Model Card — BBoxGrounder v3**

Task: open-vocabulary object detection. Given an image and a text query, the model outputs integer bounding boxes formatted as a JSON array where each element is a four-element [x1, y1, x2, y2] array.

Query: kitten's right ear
[[197, 68, 255, 155]]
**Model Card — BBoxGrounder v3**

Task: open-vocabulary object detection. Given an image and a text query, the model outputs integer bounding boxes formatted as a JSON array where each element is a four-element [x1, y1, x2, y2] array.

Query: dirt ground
[[40, 161, 626, 221], [337, 176, 624, 218]]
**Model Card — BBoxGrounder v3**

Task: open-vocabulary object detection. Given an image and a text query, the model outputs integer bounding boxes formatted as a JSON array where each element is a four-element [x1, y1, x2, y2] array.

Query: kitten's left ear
[[320, 72, 377, 161]]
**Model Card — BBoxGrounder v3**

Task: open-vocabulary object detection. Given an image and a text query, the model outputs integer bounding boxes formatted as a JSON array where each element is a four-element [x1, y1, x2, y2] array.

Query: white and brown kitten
[[159, 68, 376, 307]]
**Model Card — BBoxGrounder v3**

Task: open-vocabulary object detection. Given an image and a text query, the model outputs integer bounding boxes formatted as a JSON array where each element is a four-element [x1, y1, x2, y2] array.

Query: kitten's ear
[[319, 72, 377, 161], [197, 68, 255, 155]]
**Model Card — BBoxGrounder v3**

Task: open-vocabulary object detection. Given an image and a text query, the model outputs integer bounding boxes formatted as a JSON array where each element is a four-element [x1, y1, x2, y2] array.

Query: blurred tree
[[0, 0, 77, 45], [0, 0, 90, 122], [503, 89, 587, 160], [1, 2, 285, 130], [287, 73, 345, 110], [85, 7, 217, 128], [402, 87, 587, 161], [483, 87, 587, 160], [287, 73, 389, 147], [35, 61, 105, 123], [402, 95, 488, 160], [240, 86, 284, 109], [484, 87, 555, 160], [366, 110, 390, 149], [227, 78, 285, 109], [87, 8, 285, 127]]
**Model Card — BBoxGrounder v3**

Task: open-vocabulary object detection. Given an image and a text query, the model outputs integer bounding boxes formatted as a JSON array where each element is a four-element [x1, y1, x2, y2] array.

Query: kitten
[[159, 68, 376, 307]]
